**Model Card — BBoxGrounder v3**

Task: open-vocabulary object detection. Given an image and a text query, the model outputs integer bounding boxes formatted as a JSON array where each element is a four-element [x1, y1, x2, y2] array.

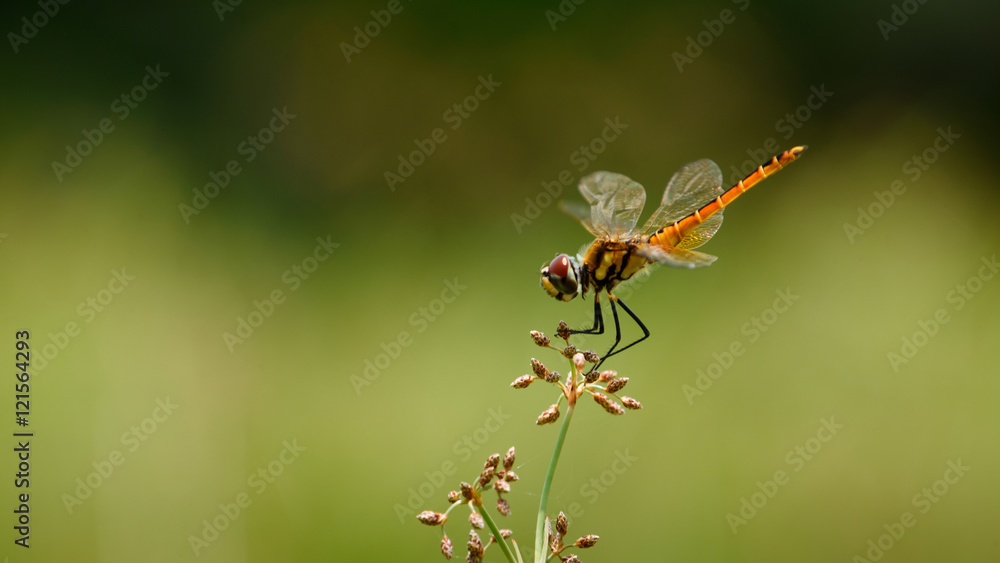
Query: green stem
[[533, 400, 576, 563], [476, 502, 517, 563]]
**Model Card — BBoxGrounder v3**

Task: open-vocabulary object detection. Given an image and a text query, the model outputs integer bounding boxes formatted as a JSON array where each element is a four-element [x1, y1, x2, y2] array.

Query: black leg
[[567, 296, 604, 335], [588, 297, 649, 373], [605, 298, 650, 357]]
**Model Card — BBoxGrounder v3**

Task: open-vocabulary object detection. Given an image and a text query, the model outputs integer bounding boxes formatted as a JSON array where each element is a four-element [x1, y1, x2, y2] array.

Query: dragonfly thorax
[[582, 238, 651, 295], [540, 253, 583, 302]]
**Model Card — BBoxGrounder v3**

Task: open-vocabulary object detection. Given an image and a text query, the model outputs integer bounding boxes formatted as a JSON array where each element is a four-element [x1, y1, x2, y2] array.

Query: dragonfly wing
[[676, 211, 723, 250], [641, 159, 724, 234], [578, 171, 646, 237], [637, 244, 718, 269], [559, 200, 603, 238]]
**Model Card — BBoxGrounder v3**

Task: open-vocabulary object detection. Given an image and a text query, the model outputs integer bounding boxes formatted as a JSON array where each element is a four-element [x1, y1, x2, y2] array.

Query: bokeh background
[[1, 1, 998, 561]]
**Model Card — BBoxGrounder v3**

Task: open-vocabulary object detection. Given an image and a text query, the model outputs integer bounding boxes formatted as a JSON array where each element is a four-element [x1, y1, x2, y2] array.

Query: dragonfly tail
[[648, 146, 807, 247]]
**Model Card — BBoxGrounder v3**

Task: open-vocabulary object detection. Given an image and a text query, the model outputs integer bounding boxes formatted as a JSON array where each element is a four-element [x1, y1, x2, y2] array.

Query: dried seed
[[417, 511, 447, 526], [511, 374, 534, 388], [530, 331, 550, 347], [537, 404, 561, 425], [469, 511, 484, 530], [621, 396, 642, 410], [503, 447, 516, 470], [441, 534, 453, 559], [592, 393, 624, 415], [606, 377, 628, 394]]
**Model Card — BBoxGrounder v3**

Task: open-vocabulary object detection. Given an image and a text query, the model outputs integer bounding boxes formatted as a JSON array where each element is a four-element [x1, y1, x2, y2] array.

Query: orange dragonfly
[[540, 146, 806, 371]]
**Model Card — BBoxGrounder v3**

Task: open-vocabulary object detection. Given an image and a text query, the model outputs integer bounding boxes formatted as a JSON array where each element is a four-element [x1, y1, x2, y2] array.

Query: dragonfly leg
[[567, 295, 604, 335], [605, 298, 650, 357], [588, 297, 649, 373]]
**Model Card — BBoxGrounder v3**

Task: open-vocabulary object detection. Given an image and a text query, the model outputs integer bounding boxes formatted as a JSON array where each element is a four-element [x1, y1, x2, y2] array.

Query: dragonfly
[[539, 146, 806, 371]]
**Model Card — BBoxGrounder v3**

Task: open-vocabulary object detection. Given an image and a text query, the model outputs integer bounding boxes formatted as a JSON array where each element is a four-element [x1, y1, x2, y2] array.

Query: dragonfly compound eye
[[540, 254, 579, 301]]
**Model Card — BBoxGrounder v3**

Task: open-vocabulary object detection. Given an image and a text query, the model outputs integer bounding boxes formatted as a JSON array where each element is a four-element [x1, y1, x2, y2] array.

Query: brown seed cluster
[[515, 329, 643, 424], [606, 377, 628, 394], [421, 319, 644, 561], [537, 403, 560, 425], [416, 448, 519, 561], [546, 511, 600, 562], [621, 396, 643, 410], [510, 374, 533, 388], [531, 358, 547, 377], [562, 344, 578, 359], [557, 321, 571, 341], [530, 330, 550, 347], [468, 530, 484, 562], [469, 511, 484, 530], [441, 534, 453, 559], [417, 511, 447, 526]]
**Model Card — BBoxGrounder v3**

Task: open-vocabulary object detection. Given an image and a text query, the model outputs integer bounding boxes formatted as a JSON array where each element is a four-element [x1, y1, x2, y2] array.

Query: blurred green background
[[1, 0, 998, 561]]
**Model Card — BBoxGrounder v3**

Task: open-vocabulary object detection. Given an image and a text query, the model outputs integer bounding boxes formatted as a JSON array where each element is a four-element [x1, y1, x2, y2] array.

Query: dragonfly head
[[540, 254, 582, 302]]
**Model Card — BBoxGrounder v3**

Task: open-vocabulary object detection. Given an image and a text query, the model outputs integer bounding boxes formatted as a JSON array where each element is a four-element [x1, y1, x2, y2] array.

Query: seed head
[[544, 370, 561, 383], [477, 467, 495, 489], [460, 482, 474, 501], [598, 370, 616, 382], [504, 470, 519, 482], [582, 350, 600, 364], [531, 358, 548, 377], [469, 511, 485, 529], [584, 369, 599, 383], [441, 534, 453, 560], [497, 497, 511, 516], [447, 490, 461, 504], [503, 447, 516, 470], [556, 511, 569, 535], [562, 344, 578, 359], [606, 377, 628, 394], [484, 453, 500, 471], [530, 331, 550, 347], [561, 555, 581, 563], [574, 534, 599, 548], [550, 529, 563, 552], [557, 321, 571, 341], [572, 352, 586, 371], [494, 478, 511, 494], [592, 392, 625, 415], [537, 404, 561, 425], [511, 374, 534, 388], [468, 530, 484, 557], [417, 511, 447, 526], [621, 396, 643, 410]]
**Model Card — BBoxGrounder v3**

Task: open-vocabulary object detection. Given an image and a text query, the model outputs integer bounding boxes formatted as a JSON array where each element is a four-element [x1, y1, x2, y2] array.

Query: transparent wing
[[637, 244, 718, 269], [676, 212, 724, 250], [559, 200, 603, 238], [577, 171, 646, 237], [641, 159, 724, 234]]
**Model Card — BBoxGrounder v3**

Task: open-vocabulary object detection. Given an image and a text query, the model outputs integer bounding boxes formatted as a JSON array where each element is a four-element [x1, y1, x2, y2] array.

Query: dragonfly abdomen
[[647, 145, 807, 249]]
